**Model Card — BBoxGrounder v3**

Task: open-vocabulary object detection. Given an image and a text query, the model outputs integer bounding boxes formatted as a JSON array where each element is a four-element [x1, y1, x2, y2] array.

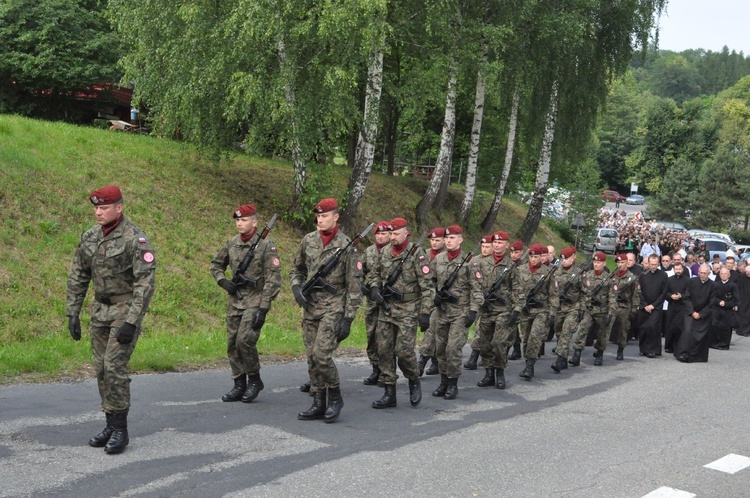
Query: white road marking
[[642, 486, 696, 498], [704, 453, 750, 474]]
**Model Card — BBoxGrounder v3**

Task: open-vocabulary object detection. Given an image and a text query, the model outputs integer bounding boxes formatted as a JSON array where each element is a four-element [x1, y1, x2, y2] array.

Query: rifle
[[380, 232, 428, 311], [559, 262, 588, 304], [589, 270, 618, 307], [615, 274, 636, 303], [435, 243, 480, 312], [484, 249, 529, 305], [523, 260, 560, 313], [231, 213, 278, 299], [301, 223, 375, 303]]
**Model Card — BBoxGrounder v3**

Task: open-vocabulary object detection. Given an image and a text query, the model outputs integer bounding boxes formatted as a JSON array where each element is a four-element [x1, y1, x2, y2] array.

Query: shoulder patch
[[356, 261, 363, 271], [422, 265, 430, 274], [272, 257, 280, 267], [353, 248, 358, 254], [143, 251, 155, 263], [418, 254, 426, 261], [475, 271, 482, 279], [138, 237, 147, 243], [613, 285, 618, 291], [270, 246, 277, 252]]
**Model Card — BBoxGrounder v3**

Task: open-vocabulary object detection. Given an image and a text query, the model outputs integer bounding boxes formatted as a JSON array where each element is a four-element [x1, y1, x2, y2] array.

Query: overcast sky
[[656, 0, 750, 54]]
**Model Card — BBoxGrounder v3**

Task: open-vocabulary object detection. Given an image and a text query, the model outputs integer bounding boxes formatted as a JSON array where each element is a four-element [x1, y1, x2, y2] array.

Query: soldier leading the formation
[[417, 227, 446, 376], [361, 221, 391, 387], [66, 186, 157, 454], [553, 246, 583, 372]]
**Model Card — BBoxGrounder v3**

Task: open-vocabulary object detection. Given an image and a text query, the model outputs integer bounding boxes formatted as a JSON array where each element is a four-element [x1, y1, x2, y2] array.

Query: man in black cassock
[[663, 262, 689, 353], [637, 254, 667, 358], [711, 267, 738, 350], [675, 264, 715, 362], [736, 263, 750, 337]]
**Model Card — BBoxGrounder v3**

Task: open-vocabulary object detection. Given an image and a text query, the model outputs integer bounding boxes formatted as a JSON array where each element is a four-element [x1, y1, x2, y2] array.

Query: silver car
[[588, 228, 618, 253]]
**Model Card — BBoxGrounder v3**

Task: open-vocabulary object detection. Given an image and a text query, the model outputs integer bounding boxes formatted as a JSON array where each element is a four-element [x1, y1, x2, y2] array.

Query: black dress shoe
[[645, 352, 655, 358], [677, 355, 688, 362], [664, 349, 673, 353]]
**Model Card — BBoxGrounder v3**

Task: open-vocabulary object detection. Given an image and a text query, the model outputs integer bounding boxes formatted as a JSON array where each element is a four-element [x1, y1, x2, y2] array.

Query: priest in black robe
[[675, 264, 715, 362], [711, 267, 739, 349], [663, 262, 689, 353], [736, 264, 750, 337], [637, 254, 667, 357]]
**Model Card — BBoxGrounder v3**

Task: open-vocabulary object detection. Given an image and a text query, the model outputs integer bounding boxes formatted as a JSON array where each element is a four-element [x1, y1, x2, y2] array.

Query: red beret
[[593, 252, 607, 262], [374, 221, 391, 234], [510, 240, 523, 251], [492, 231, 509, 241], [428, 228, 445, 239], [615, 253, 627, 262], [560, 246, 576, 259], [541, 245, 549, 254], [390, 217, 408, 230], [313, 197, 338, 213], [233, 204, 256, 218], [445, 225, 462, 235], [89, 186, 122, 205], [481, 234, 493, 244], [528, 243, 546, 255]]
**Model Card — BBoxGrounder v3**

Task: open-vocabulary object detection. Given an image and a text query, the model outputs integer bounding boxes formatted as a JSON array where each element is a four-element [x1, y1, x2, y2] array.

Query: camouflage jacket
[[433, 249, 484, 318], [210, 234, 281, 313], [581, 269, 616, 315], [289, 228, 363, 319], [478, 253, 516, 316], [515, 263, 559, 316], [66, 215, 156, 324], [557, 263, 586, 313], [366, 240, 434, 322], [361, 243, 383, 310], [611, 270, 637, 313]]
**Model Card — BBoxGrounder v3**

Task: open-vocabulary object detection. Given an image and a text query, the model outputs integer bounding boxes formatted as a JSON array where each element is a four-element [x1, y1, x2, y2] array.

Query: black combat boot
[[300, 380, 311, 392], [88, 412, 113, 447], [477, 368, 495, 387], [425, 357, 439, 375], [569, 349, 582, 366], [298, 389, 326, 420], [418, 355, 429, 376], [444, 377, 459, 400], [594, 350, 603, 366], [408, 378, 422, 407], [539, 342, 545, 357], [551, 355, 568, 373], [495, 368, 506, 389], [372, 384, 397, 409], [463, 349, 480, 370], [222, 375, 247, 402], [432, 374, 449, 397], [509, 344, 522, 360], [241, 374, 264, 403], [324, 386, 344, 423], [104, 410, 129, 454], [616, 347, 624, 360], [519, 359, 536, 380], [363, 365, 381, 386]]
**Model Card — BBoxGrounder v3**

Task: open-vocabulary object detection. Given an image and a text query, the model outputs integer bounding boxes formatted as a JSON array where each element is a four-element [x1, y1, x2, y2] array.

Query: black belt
[[95, 292, 133, 305]]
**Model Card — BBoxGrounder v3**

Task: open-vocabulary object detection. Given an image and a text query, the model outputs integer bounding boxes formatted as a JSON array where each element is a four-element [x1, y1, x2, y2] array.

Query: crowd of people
[[65, 187, 748, 455]]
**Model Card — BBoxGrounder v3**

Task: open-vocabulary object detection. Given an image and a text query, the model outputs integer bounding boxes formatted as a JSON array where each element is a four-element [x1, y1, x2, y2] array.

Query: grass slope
[[0, 115, 565, 383]]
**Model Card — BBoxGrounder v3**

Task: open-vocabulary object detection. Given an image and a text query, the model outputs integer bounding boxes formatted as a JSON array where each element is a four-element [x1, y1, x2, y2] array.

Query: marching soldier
[[515, 243, 559, 380], [361, 221, 391, 386], [610, 253, 638, 361], [432, 225, 483, 399], [418, 227, 445, 376], [508, 240, 525, 360], [368, 218, 433, 409], [210, 204, 281, 403], [552, 246, 583, 373], [290, 198, 363, 423], [464, 234, 494, 370], [475, 230, 516, 390], [571, 252, 616, 366], [66, 186, 156, 454]]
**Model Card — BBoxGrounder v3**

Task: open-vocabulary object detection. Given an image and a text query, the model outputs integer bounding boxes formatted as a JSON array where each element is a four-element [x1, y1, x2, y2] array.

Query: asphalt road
[[2, 335, 749, 498]]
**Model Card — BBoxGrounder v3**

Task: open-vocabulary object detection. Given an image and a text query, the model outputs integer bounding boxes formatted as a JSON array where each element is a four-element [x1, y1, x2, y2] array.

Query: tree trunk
[[481, 87, 520, 232], [340, 47, 384, 233], [277, 37, 306, 207], [459, 55, 488, 225], [518, 81, 559, 245], [416, 64, 458, 228]]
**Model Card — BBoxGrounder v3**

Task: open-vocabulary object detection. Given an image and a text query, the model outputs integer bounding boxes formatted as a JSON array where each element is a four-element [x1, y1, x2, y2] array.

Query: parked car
[[696, 237, 729, 263], [602, 190, 626, 203], [586, 227, 618, 253], [625, 194, 645, 205], [653, 221, 687, 232]]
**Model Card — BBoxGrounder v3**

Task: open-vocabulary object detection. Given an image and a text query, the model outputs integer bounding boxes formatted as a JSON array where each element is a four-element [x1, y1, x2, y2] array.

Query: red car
[[602, 190, 625, 202]]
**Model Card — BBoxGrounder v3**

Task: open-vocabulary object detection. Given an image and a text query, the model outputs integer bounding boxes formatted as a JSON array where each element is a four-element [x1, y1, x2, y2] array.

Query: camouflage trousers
[[476, 311, 513, 369], [376, 318, 419, 384], [612, 308, 631, 349], [418, 310, 438, 357], [364, 302, 380, 367], [302, 312, 343, 392], [90, 317, 139, 413], [519, 310, 549, 360], [434, 311, 470, 378], [469, 316, 482, 350], [226, 307, 262, 379], [574, 311, 612, 352], [555, 308, 580, 359]]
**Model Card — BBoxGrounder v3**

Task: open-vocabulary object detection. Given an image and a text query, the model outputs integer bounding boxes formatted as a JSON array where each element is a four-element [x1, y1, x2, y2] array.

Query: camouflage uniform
[[362, 243, 384, 370], [477, 254, 516, 370], [574, 270, 616, 354], [611, 270, 637, 349], [290, 230, 363, 392], [515, 264, 559, 360], [210, 233, 281, 381], [66, 216, 156, 413], [418, 248, 443, 370], [555, 264, 585, 359], [368, 241, 434, 384], [433, 251, 484, 379]]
